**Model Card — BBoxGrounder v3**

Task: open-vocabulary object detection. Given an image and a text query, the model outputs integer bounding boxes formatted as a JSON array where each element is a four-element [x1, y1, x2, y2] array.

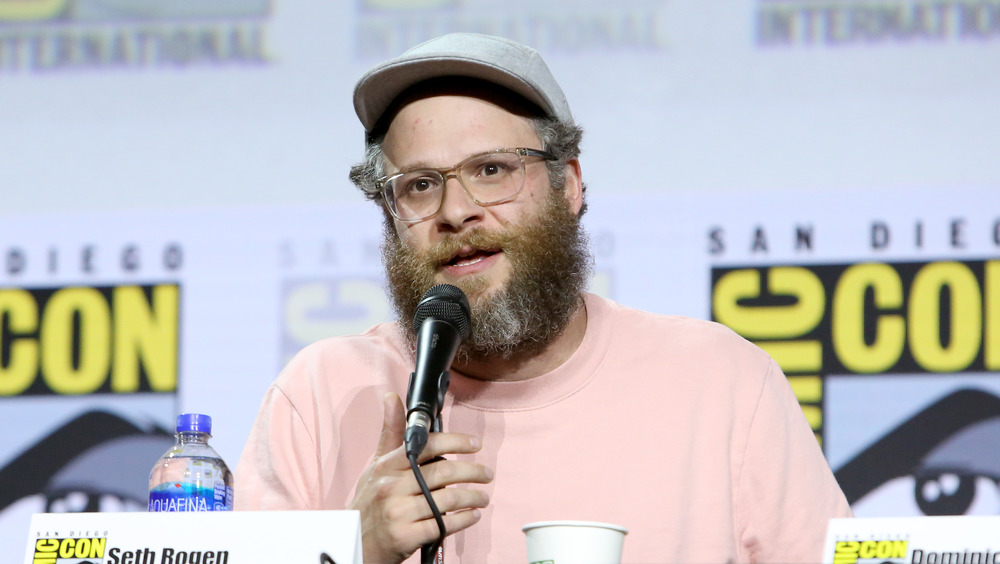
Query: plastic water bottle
[[148, 413, 234, 512]]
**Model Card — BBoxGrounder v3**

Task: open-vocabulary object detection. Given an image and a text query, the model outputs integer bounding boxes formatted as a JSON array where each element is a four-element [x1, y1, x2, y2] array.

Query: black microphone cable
[[406, 429, 446, 564]]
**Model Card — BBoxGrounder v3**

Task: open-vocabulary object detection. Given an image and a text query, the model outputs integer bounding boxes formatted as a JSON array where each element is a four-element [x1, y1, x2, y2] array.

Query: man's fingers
[[418, 433, 483, 463], [378, 487, 488, 541], [407, 490, 488, 543], [419, 487, 490, 519], [418, 459, 494, 491], [441, 508, 484, 537], [374, 392, 406, 458], [376, 431, 483, 475], [411, 507, 485, 545]]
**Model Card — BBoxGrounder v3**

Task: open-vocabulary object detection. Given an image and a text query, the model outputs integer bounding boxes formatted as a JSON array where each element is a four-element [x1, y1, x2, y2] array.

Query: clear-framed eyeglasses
[[376, 147, 557, 222]]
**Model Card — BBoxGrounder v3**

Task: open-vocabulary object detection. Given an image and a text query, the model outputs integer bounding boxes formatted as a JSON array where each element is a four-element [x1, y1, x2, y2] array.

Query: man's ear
[[562, 158, 584, 216]]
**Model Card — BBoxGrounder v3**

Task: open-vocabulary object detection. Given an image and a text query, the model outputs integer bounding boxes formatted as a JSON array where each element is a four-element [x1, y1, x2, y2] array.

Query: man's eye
[[404, 176, 438, 193], [481, 163, 502, 176], [477, 160, 512, 177]]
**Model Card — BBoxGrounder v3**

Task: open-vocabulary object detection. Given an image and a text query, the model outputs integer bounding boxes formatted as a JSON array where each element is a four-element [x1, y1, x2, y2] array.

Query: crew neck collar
[[447, 293, 613, 411]]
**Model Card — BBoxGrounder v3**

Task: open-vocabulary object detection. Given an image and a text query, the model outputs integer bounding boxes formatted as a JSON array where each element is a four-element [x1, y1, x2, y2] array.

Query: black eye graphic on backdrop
[[0, 410, 173, 514], [835, 388, 1000, 516], [911, 416, 1000, 515]]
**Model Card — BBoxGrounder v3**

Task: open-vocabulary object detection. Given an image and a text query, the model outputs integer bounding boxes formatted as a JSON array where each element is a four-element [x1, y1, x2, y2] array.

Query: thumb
[[374, 392, 406, 457]]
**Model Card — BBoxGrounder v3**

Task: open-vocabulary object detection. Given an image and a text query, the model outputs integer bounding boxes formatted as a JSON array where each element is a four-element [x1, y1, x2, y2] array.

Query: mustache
[[418, 228, 516, 266]]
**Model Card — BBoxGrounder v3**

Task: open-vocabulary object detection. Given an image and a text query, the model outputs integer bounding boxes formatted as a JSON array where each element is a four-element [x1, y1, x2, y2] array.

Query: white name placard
[[823, 516, 1000, 564], [23, 510, 361, 564]]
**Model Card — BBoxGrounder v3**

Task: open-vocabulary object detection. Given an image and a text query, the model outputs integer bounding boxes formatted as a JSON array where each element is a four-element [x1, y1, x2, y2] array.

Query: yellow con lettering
[[718, 260, 993, 375], [34, 538, 59, 552], [58, 538, 77, 558], [112, 285, 178, 392], [857, 540, 908, 559], [78, 537, 105, 558], [832, 263, 905, 373], [858, 541, 879, 559], [833, 541, 860, 564], [0, 288, 39, 395], [887, 540, 908, 558], [2, 284, 177, 395], [713, 267, 825, 338], [909, 262, 981, 372], [54, 537, 106, 559], [40, 287, 111, 394]]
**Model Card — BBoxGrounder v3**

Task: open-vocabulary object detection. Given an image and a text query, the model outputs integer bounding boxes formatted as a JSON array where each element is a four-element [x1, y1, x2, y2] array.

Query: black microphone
[[404, 284, 471, 458]]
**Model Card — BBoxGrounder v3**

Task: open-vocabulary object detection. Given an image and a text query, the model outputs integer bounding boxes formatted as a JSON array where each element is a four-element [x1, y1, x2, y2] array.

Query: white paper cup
[[522, 520, 628, 564]]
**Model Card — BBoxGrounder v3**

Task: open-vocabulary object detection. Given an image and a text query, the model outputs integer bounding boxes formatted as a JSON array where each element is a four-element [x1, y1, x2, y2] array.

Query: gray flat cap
[[353, 33, 573, 135]]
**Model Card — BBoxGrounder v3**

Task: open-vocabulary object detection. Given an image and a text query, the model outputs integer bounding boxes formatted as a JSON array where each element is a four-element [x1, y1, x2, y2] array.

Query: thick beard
[[382, 189, 593, 366]]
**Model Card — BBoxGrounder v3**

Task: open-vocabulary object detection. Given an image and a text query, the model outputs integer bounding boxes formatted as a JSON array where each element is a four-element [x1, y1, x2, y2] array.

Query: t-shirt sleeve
[[736, 359, 854, 563], [233, 382, 322, 510]]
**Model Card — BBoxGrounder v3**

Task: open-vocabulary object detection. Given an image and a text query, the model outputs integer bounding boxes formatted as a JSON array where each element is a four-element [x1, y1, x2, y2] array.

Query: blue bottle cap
[[176, 413, 212, 435]]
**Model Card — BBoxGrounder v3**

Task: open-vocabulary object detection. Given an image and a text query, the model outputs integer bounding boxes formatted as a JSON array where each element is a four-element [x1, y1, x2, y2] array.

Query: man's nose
[[435, 175, 483, 231]]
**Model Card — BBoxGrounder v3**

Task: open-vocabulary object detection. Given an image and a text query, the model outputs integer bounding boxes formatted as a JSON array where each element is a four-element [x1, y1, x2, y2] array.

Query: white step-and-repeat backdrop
[[1, 0, 998, 557]]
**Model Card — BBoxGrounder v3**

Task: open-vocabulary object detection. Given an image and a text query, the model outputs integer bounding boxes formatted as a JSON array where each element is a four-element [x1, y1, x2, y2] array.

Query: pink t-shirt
[[236, 294, 852, 563]]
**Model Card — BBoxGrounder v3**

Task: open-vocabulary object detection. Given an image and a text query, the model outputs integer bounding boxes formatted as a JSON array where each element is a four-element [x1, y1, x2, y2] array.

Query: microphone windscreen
[[413, 284, 472, 340]]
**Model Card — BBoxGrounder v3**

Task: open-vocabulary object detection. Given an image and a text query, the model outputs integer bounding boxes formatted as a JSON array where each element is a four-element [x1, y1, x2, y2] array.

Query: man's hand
[[349, 392, 493, 564]]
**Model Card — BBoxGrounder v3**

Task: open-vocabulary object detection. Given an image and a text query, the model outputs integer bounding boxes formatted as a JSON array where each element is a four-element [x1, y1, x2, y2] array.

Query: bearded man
[[236, 33, 852, 564]]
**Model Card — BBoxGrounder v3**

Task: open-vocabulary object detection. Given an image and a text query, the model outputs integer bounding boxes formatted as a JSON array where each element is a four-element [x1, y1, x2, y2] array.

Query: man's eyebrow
[[390, 148, 508, 174], [395, 160, 439, 173]]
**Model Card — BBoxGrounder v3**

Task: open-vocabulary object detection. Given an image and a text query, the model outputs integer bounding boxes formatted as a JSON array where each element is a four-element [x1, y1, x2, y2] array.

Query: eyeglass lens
[[387, 151, 525, 220]]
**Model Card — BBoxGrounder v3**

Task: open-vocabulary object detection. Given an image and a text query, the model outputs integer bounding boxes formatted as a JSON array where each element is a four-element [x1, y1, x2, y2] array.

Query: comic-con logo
[[713, 260, 998, 376], [756, 0, 1000, 47], [0, 0, 272, 72], [0, 283, 179, 396], [33, 536, 107, 563], [711, 259, 999, 440], [833, 539, 909, 564]]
